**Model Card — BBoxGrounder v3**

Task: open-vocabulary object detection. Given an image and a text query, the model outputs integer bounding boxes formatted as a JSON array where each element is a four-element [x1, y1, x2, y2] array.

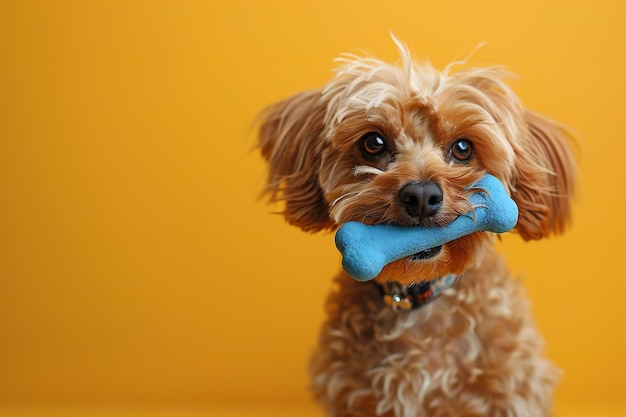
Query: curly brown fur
[[258, 39, 575, 417], [311, 258, 559, 417]]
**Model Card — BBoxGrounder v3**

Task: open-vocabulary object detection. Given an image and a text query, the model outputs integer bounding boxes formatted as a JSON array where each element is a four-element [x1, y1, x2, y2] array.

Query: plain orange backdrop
[[1, 0, 625, 415]]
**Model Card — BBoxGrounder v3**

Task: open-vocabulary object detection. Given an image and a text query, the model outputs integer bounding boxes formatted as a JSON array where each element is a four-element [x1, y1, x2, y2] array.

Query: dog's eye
[[449, 138, 474, 163], [360, 132, 388, 158]]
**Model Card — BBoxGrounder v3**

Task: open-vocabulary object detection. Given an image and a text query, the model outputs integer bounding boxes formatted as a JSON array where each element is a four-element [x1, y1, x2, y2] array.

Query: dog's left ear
[[511, 110, 577, 240], [257, 89, 334, 232]]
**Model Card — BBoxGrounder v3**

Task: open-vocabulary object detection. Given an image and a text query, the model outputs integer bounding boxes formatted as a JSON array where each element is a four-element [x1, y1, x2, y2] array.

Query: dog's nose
[[399, 181, 443, 221]]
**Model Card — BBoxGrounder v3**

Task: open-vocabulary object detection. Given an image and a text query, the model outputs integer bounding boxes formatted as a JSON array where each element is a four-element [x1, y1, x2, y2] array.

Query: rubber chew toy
[[335, 174, 519, 281]]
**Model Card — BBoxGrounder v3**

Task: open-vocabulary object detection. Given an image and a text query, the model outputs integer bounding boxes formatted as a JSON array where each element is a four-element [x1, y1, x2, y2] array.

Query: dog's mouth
[[408, 244, 442, 261]]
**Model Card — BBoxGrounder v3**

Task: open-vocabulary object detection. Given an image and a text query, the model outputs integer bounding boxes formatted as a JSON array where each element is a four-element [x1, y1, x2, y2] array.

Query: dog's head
[[258, 42, 576, 284]]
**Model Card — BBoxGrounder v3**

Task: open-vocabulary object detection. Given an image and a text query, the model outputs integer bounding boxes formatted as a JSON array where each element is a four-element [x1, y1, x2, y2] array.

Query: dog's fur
[[257, 41, 575, 417]]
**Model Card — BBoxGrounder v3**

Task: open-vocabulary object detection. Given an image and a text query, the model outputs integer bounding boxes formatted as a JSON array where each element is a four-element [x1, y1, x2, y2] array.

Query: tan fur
[[312, 258, 559, 417], [258, 40, 575, 416]]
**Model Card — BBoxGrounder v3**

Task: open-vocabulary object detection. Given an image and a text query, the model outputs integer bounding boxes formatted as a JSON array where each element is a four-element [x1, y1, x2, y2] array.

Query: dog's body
[[310, 257, 557, 417], [258, 41, 575, 417]]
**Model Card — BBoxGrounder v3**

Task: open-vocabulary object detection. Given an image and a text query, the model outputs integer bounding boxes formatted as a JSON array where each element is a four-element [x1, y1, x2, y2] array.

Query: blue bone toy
[[335, 174, 519, 281]]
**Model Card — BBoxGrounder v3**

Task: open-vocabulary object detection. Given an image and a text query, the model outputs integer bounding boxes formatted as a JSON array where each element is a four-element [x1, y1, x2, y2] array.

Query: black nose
[[399, 181, 443, 221]]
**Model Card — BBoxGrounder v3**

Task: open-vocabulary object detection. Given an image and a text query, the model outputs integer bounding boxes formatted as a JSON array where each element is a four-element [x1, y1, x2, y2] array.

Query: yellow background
[[1, 1, 624, 416]]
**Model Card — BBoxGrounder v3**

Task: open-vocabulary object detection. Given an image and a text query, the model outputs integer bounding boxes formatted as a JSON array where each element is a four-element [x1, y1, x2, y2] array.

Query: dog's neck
[[375, 274, 461, 311]]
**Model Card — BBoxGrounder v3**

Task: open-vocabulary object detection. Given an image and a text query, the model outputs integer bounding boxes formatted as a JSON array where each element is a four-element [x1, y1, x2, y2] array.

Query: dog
[[257, 40, 575, 417]]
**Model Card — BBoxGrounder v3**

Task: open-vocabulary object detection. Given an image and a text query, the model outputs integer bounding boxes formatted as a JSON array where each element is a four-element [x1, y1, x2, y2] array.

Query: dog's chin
[[408, 244, 443, 261], [374, 246, 450, 285], [373, 233, 491, 285]]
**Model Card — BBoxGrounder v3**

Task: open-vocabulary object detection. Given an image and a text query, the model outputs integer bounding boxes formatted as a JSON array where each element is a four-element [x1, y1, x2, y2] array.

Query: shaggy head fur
[[259, 42, 574, 284], [259, 40, 575, 416]]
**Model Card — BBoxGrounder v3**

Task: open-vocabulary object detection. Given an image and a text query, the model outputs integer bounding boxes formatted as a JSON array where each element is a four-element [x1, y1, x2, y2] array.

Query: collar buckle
[[383, 293, 414, 311], [378, 274, 461, 312]]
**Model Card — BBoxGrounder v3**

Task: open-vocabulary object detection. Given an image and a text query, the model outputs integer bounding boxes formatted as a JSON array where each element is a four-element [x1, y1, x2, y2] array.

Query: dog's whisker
[[330, 192, 359, 210], [354, 165, 384, 176]]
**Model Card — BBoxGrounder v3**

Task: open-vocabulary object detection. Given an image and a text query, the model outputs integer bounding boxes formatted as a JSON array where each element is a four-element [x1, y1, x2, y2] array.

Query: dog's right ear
[[257, 89, 334, 232], [511, 110, 577, 240]]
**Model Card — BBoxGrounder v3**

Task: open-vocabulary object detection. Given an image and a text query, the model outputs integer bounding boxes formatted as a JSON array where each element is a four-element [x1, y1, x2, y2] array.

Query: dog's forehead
[[394, 130, 442, 157], [362, 96, 446, 148], [322, 57, 445, 131]]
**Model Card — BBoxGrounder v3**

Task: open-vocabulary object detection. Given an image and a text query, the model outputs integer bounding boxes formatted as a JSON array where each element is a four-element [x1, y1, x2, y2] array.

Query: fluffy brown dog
[[257, 40, 575, 417]]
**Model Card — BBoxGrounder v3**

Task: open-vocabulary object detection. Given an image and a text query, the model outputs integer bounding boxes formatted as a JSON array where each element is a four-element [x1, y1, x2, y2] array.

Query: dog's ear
[[257, 89, 334, 232], [511, 110, 577, 240]]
